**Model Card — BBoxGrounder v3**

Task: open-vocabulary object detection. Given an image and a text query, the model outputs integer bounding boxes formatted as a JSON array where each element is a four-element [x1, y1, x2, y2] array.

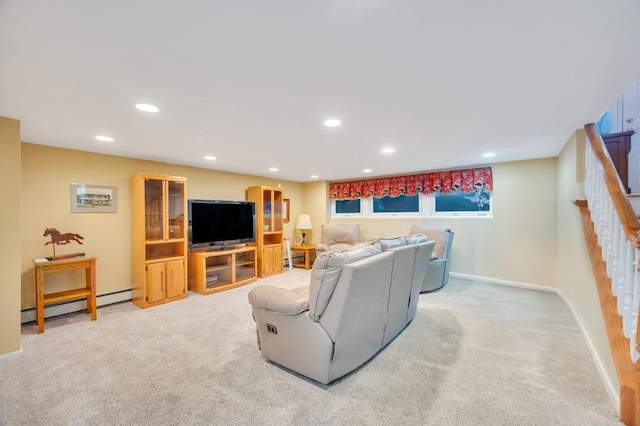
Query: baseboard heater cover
[[20, 289, 133, 324]]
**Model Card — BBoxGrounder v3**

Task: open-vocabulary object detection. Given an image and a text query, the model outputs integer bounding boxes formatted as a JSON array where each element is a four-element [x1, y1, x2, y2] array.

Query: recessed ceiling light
[[310, 175, 319, 179], [269, 167, 278, 172], [135, 103, 159, 113], [363, 169, 372, 173], [323, 118, 341, 127], [95, 135, 114, 142], [381, 147, 395, 154], [482, 153, 496, 158], [204, 155, 216, 161]]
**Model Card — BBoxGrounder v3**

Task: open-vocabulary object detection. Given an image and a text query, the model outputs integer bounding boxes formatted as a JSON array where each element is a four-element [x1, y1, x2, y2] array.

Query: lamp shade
[[295, 214, 313, 230]]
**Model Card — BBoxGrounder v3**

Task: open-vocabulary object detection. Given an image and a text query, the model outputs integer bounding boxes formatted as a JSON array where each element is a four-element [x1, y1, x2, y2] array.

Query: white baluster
[[631, 249, 640, 361], [622, 239, 635, 336], [614, 225, 626, 299]]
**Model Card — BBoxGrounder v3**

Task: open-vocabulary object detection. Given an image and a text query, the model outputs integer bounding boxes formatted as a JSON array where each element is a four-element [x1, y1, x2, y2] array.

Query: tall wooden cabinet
[[247, 185, 284, 277], [603, 131, 634, 194], [131, 173, 188, 308]]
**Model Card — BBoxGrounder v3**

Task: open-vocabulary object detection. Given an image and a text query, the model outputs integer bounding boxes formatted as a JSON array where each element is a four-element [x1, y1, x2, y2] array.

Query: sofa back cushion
[[308, 241, 382, 321], [407, 240, 436, 323], [404, 234, 428, 245], [378, 236, 406, 251], [382, 243, 417, 346]]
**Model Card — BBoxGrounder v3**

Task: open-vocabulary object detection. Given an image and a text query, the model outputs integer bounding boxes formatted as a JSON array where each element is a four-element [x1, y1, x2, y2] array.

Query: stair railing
[[584, 123, 640, 362]]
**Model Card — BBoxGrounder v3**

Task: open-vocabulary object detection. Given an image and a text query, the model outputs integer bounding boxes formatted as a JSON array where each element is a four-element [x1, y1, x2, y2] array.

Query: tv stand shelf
[[188, 246, 257, 295]]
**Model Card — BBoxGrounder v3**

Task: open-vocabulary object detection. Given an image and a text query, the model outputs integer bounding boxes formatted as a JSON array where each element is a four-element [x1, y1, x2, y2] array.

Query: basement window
[[331, 192, 492, 218]]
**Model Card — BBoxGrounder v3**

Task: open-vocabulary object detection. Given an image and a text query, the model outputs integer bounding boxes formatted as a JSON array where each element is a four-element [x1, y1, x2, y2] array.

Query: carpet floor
[[0, 271, 621, 425]]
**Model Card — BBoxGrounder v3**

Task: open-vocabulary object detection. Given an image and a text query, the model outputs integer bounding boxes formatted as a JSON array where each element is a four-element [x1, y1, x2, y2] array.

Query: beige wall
[[299, 180, 330, 246], [556, 129, 617, 393], [4, 132, 615, 397], [331, 158, 559, 287], [20, 143, 303, 308], [0, 118, 22, 356]]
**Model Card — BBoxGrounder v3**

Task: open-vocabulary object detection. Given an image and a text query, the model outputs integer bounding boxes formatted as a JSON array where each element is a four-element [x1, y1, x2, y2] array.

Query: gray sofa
[[408, 226, 454, 292], [248, 235, 435, 384]]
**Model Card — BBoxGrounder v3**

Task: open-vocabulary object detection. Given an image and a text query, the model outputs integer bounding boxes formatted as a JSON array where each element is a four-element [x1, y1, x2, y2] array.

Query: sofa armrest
[[248, 286, 309, 315], [316, 244, 330, 253]]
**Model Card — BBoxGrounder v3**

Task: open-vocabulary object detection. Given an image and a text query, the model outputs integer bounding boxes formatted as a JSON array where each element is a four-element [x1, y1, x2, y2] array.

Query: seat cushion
[[308, 241, 382, 321]]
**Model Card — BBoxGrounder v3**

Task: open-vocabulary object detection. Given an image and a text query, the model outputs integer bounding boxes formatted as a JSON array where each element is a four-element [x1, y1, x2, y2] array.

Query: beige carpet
[[0, 271, 621, 425]]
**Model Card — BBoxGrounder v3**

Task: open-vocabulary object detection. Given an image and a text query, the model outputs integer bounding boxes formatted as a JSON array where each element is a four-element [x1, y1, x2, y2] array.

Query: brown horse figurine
[[43, 228, 84, 245]]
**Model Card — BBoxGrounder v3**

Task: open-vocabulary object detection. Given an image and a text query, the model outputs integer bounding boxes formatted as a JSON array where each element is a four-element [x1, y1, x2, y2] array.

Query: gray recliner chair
[[408, 226, 454, 292], [315, 224, 362, 254]]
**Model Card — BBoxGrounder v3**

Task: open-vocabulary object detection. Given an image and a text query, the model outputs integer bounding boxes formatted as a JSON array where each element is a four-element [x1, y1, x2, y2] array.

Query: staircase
[[583, 123, 640, 425]]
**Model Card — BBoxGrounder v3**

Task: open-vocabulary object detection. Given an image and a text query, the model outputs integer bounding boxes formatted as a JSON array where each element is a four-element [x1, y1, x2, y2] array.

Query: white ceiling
[[2, 1, 640, 183]]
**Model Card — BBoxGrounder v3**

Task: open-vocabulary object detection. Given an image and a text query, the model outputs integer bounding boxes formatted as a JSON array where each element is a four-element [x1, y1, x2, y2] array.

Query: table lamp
[[295, 214, 313, 245]]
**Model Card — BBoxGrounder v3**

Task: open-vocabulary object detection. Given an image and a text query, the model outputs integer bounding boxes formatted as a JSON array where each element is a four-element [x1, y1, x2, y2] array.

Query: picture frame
[[283, 198, 290, 223], [70, 184, 118, 213]]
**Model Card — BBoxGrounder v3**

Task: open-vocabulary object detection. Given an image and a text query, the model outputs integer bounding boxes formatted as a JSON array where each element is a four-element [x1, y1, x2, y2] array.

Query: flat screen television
[[188, 199, 256, 250]]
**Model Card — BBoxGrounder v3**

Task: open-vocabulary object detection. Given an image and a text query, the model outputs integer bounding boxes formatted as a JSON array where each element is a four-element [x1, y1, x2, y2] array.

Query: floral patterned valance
[[329, 167, 493, 200]]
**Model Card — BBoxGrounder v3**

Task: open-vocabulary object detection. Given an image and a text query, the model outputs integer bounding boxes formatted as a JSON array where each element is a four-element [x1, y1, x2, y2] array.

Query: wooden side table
[[291, 245, 316, 270], [33, 256, 97, 333]]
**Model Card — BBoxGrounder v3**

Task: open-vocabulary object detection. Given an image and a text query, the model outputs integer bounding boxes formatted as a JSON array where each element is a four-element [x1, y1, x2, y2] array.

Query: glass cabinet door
[[273, 191, 283, 232], [144, 179, 164, 241], [167, 181, 185, 239], [263, 189, 273, 232]]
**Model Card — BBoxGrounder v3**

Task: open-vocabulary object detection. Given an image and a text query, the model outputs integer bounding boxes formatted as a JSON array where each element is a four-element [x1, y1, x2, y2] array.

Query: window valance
[[329, 167, 493, 200]]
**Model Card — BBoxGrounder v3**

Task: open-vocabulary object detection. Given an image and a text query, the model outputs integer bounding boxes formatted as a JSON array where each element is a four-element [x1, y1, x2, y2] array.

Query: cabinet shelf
[[146, 255, 184, 263], [145, 238, 185, 245], [206, 265, 231, 273]]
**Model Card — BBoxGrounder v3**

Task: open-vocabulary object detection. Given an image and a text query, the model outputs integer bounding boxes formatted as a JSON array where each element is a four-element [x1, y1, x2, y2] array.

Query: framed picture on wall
[[283, 198, 290, 223], [70, 183, 118, 213]]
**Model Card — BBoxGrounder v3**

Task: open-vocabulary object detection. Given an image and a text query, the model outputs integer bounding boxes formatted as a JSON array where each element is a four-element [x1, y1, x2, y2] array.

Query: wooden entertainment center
[[130, 172, 188, 309], [247, 185, 284, 278], [188, 246, 257, 294]]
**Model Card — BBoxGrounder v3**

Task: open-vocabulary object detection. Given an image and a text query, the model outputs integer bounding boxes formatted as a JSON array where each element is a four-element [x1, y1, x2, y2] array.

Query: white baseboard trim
[[21, 289, 133, 324], [450, 271, 620, 414], [449, 272, 556, 292], [0, 347, 23, 364], [555, 288, 620, 414]]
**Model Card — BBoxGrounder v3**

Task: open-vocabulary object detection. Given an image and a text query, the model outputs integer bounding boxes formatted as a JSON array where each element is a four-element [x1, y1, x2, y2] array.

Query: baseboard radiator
[[20, 289, 132, 324]]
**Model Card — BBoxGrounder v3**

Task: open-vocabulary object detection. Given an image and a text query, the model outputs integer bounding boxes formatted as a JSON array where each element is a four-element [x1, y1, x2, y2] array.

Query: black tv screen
[[188, 200, 256, 249]]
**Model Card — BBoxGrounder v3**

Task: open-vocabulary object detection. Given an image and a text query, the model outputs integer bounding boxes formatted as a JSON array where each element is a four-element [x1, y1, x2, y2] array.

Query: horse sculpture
[[43, 227, 85, 260], [43, 228, 84, 245]]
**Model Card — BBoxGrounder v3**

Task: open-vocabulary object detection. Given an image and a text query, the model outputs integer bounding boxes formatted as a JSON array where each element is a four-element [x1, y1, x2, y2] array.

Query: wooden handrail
[[585, 124, 640, 247]]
